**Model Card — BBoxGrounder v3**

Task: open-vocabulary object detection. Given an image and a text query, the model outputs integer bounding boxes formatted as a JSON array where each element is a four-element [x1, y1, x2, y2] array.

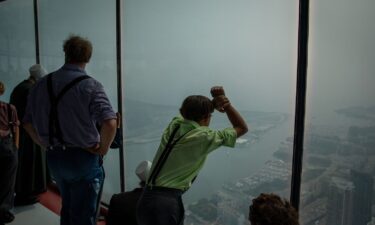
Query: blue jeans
[[47, 147, 104, 225]]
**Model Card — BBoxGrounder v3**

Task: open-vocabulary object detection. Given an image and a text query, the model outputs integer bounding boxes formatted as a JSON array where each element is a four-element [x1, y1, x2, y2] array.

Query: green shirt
[[147, 116, 237, 191]]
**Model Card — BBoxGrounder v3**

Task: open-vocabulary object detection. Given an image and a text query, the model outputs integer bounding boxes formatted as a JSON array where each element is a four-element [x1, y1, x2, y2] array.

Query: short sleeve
[[203, 127, 237, 153], [216, 128, 237, 147], [88, 80, 116, 123]]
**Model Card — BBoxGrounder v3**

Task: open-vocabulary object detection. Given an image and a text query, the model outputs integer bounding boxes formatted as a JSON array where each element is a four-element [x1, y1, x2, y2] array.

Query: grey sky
[[123, 0, 298, 112], [307, 0, 375, 114], [1, 0, 374, 114]]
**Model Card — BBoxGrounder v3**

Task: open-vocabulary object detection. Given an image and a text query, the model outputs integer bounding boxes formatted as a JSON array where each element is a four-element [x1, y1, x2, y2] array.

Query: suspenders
[[46, 73, 91, 149], [6, 104, 15, 139], [148, 125, 191, 186]]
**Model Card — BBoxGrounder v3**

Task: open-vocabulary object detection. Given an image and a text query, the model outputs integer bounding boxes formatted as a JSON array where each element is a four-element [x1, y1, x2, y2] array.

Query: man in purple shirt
[[23, 35, 117, 225]]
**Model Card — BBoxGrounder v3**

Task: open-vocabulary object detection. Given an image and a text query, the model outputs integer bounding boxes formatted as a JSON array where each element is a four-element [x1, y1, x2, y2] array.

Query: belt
[[145, 186, 184, 195], [46, 146, 103, 163], [47, 146, 83, 151]]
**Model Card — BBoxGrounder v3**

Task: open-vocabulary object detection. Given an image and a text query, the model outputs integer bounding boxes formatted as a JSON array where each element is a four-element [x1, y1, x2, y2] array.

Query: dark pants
[[137, 187, 184, 225], [47, 147, 104, 225], [0, 136, 18, 213], [15, 128, 49, 204]]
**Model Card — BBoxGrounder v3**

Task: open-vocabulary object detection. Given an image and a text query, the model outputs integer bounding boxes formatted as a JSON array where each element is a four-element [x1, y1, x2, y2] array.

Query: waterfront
[[121, 106, 292, 204], [101, 103, 375, 225]]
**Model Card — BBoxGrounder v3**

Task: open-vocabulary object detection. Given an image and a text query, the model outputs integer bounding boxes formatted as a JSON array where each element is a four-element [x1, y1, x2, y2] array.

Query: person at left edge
[[23, 35, 117, 225], [0, 81, 19, 225], [10, 64, 50, 206]]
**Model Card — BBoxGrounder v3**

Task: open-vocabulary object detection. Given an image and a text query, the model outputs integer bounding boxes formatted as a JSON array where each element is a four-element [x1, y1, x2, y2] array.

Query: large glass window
[[0, 0, 35, 101], [38, 0, 118, 202], [122, 0, 298, 224], [301, 1, 375, 225]]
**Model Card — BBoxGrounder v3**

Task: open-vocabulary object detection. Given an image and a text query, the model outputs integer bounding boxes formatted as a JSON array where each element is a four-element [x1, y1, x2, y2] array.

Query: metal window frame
[[290, 0, 309, 210], [33, 0, 40, 64], [32, 0, 126, 193], [116, 0, 126, 192]]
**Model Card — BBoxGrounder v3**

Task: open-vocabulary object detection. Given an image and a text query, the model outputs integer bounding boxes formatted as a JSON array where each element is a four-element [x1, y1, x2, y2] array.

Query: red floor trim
[[38, 189, 62, 215], [38, 187, 106, 225]]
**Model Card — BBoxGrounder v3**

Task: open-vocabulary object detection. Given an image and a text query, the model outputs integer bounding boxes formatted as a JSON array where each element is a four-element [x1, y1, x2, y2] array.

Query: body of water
[[102, 107, 372, 204]]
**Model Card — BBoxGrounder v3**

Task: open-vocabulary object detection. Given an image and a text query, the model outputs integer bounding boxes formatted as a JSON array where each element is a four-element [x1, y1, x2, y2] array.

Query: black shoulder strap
[[56, 75, 91, 102], [47, 73, 57, 146], [7, 104, 15, 139], [148, 125, 191, 186], [47, 73, 91, 147]]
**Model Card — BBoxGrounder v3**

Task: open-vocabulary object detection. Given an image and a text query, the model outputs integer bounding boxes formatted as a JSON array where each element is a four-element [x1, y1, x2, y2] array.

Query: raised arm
[[211, 86, 248, 137], [223, 103, 248, 137]]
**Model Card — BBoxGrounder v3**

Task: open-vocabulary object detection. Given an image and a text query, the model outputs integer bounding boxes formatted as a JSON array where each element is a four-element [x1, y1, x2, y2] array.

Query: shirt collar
[[61, 63, 86, 73], [181, 117, 201, 129]]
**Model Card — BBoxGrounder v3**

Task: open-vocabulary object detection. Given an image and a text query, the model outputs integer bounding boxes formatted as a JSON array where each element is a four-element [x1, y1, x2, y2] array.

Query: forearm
[[96, 118, 117, 155], [210, 86, 248, 137], [224, 104, 248, 137], [23, 122, 45, 147]]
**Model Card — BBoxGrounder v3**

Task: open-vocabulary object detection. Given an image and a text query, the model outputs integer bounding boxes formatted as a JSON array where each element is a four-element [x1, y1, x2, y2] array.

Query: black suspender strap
[[55, 75, 91, 101], [148, 125, 191, 186], [47, 73, 91, 148], [148, 125, 180, 185], [7, 104, 15, 139], [47, 73, 56, 146]]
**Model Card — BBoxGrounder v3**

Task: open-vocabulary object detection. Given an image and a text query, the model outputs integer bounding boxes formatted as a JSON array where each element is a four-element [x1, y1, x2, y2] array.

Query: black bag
[[96, 124, 123, 149], [106, 189, 143, 225], [110, 127, 123, 149]]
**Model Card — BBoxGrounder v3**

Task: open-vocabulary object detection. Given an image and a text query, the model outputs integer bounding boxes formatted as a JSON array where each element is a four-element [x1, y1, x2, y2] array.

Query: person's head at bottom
[[249, 193, 299, 225]]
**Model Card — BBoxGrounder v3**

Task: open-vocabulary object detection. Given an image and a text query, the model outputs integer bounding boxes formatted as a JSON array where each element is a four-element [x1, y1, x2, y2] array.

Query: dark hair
[[179, 95, 214, 122], [63, 35, 92, 63], [249, 193, 299, 225]]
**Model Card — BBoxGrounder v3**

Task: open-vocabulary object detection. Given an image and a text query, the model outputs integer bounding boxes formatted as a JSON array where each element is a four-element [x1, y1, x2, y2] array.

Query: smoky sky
[[306, 0, 375, 115], [123, 0, 299, 113], [122, 0, 375, 113], [1, 0, 374, 114]]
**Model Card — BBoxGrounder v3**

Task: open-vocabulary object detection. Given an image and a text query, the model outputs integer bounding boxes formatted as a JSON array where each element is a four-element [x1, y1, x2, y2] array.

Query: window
[[301, 1, 375, 225], [122, 1, 298, 223], [0, 0, 35, 100], [38, 0, 119, 202]]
